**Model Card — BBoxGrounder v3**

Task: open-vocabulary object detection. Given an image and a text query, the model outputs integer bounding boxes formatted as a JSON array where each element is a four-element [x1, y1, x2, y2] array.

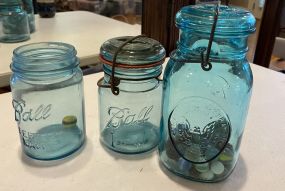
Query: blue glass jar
[[159, 5, 256, 182], [0, 0, 30, 43], [22, 0, 36, 33], [98, 36, 166, 154], [10, 42, 86, 160]]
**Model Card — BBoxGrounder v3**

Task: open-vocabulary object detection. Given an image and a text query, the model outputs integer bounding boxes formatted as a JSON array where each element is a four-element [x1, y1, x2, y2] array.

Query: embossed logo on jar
[[168, 97, 231, 164], [12, 99, 52, 123], [106, 106, 153, 128]]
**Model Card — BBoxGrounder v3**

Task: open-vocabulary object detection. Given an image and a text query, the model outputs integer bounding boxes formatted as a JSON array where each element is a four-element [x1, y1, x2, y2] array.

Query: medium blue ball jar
[[0, 0, 30, 43], [98, 36, 166, 154], [159, 5, 256, 182], [10, 42, 86, 160]]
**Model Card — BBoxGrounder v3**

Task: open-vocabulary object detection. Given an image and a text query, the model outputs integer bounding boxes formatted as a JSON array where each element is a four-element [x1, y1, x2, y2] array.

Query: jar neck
[[103, 64, 162, 81], [103, 73, 160, 93], [11, 42, 79, 80], [177, 29, 249, 60]]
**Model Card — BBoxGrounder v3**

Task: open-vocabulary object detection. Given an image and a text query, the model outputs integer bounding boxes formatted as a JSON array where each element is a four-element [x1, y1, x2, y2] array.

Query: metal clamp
[[97, 35, 147, 96], [200, 4, 220, 71]]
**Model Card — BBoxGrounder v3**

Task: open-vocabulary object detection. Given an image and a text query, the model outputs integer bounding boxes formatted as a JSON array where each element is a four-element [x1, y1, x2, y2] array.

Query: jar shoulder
[[99, 74, 163, 93], [164, 58, 253, 88]]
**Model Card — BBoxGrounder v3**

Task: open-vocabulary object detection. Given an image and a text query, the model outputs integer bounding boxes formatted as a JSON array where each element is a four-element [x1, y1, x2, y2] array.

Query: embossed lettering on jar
[[159, 5, 256, 182], [98, 36, 166, 154], [10, 42, 86, 160]]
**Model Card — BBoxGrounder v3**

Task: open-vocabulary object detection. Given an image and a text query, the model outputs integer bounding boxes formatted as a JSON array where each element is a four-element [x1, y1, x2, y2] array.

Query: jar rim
[[176, 4, 256, 35], [11, 42, 78, 73], [13, 42, 76, 61]]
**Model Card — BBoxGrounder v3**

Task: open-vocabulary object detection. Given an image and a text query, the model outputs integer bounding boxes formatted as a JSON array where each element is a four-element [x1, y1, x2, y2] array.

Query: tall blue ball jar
[[159, 5, 256, 182], [10, 42, 86, 160], [0, 0, 30, 43], [98, 36, 166, 154]]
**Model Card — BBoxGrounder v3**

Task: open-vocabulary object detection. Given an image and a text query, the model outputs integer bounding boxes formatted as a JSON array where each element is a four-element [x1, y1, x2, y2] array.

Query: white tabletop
[[0, 63, 284, 191], [0, 11, 141, 87]]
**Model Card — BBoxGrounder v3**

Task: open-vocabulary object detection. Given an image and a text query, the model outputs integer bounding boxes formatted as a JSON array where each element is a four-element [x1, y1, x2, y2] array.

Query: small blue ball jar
[[10, 42, 86, 160], [98, 36, 166, 154], [159, 5, 256, 182], [0, 0, 30, 43]]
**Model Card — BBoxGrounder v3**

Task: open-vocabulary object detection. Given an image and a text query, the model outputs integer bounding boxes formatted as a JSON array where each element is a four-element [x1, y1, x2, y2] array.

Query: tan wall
[[229, 0, 249, 8], [230, 0, 264, 19], [248, 0, 264, 19]]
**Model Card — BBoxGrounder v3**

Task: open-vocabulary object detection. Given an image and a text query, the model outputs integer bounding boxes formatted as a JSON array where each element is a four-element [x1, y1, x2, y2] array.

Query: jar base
[[22, 138, 85, 161], [100, 122, 160, 154], [101, 139, 158, 155], [159, 153, 237, 183], [21, 124, 85, 161], [0, 35, 30, 43]]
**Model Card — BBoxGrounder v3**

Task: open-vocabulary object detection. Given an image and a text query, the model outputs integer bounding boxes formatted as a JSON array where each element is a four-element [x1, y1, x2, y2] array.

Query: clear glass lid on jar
[[98, 36, 166, 154]]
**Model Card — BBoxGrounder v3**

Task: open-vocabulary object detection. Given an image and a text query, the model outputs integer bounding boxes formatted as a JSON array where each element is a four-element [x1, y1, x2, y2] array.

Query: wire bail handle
[[98, 35, 147, 96], [201, 4, 220, 71]]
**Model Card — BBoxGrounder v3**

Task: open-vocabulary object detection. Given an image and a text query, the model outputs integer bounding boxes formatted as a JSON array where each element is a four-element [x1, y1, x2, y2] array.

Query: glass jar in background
[[159, 5, 256, 182], [10, 42, 86, 160], [36, 0, 56, 18], [22, 0, 35, 33], [0, 0, 30, 43], [98, 36, 166, 154]]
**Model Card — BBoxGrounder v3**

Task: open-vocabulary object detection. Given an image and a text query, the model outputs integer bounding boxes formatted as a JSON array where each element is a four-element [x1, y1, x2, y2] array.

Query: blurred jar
[[22, 0, 35, 33], [10, 42, 86, 160], [98, 36, 165, 154], [0, 0, 30, 43], [36, 0, 56, 18], [159, 4, 256, 182]]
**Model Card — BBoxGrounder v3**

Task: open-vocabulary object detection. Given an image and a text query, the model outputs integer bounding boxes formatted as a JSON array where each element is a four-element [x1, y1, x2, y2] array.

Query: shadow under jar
[[98, 36, 166, 154], [159, 5, 256, 182], [10, 42, 86, 160]]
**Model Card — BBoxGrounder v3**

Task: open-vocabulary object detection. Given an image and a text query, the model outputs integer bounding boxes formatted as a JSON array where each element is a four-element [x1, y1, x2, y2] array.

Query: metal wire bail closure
[[98, 34, 158, 96], [200, 4, 220, 71]]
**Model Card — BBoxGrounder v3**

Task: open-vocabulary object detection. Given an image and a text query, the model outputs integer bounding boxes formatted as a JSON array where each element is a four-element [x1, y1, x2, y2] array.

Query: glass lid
[[100, 36, 166, 67]]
